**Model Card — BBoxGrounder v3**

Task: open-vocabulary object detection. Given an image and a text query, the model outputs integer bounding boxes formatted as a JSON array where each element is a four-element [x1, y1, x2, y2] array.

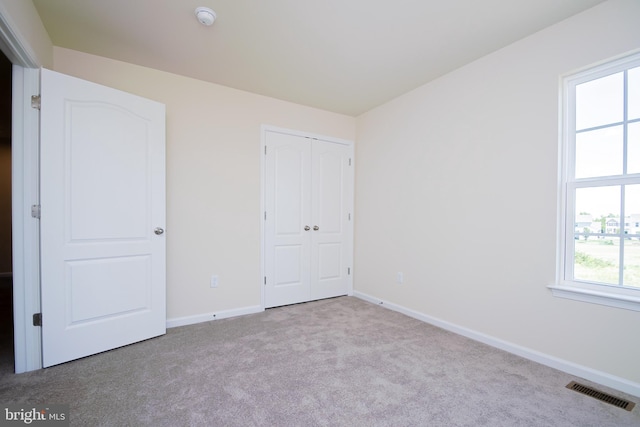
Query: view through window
[[564, 53, 640, 291]]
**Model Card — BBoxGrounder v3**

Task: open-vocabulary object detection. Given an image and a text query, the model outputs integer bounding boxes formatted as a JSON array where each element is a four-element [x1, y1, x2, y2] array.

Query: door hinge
[[31, 205, 41, 219], [31, 95, 41, 110], [348, 267, 351, 275], [349, 158, 352, 166], [264, 276, 267, 285], [33, 313, 42, 326], [264, 146, 267, 155], [348, 213, 351, 221]]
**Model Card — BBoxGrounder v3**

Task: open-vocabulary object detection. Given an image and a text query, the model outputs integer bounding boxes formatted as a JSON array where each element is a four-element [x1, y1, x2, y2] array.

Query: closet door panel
[[264, 132, 312, 308], [310, 140, 351, 300]]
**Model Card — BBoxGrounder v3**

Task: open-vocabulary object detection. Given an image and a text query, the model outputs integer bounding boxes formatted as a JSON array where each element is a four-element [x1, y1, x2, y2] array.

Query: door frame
[[260, 125, 354, 309], [0, 6, 43, 372]]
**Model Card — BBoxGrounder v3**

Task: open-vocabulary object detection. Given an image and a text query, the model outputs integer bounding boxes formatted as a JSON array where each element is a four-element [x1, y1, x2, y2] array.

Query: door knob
[[154, 227, 165, 235], [304, 226, 310, 231], [313, 225, 319, 231]]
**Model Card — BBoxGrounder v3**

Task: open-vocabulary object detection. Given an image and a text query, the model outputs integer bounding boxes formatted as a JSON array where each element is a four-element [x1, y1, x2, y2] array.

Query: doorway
[[0, 50, 13, 372]]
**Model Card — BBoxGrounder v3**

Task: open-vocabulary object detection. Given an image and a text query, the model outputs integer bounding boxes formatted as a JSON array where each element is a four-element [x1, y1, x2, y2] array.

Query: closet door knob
[[304, 226, 310, 231], [313, 225, 319, 231]]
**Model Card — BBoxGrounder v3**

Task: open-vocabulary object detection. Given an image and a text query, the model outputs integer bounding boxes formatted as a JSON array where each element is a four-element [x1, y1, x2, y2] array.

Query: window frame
[[550, 51, 640, 311]]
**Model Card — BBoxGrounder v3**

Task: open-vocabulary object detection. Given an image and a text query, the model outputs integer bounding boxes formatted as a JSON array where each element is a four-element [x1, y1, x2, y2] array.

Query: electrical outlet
[[397, 272, 403, 284], [210, 275, 219, 288]]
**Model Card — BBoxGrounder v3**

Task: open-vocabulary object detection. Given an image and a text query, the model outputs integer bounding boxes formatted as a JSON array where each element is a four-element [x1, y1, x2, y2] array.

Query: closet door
[[264, 130, 353, 308], [310, 141, 352, 300], [264, 132, 312, 308]]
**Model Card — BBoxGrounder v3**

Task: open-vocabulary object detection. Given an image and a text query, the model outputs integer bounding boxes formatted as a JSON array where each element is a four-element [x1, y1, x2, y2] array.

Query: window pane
[[625, 184, 640, 234], [575, 186, 620, 226], [574, 237, 619, 285], [575, 126, 623, 178], [624, 185, 640, 288], [629, 66, 640, 121], [628, 122, 640, 174], [575, 72, 623, 130], [623, 241, 640, 288]]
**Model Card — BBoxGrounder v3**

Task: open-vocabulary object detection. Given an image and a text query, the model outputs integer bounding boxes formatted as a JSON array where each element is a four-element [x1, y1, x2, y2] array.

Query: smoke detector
[[195, 7, 216, 26]]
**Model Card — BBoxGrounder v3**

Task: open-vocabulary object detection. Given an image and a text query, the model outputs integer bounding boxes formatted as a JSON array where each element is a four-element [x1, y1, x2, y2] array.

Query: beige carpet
[[0, 296, 638, 426]]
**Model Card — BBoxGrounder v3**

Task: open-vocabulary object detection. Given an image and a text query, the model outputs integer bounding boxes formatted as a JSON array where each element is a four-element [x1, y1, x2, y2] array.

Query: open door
[[40, 69, 166, 367]]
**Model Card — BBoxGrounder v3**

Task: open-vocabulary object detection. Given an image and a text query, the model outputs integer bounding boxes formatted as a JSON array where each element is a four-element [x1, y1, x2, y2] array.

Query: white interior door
[[264, 132, 312, 308], [264, 130, 352, 308], [40, 69, 166, 367], [310, 140, 352, 300]]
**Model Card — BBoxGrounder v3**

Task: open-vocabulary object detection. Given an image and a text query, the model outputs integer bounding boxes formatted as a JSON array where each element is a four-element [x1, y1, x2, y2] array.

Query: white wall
[[0, 0, 52, 67], [355, 0, 640, 388], [52, 47, 356, 321]]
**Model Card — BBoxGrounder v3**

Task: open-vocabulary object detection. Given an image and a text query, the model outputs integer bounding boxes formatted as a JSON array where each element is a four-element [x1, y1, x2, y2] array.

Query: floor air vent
[[566, 381, 635, 411]]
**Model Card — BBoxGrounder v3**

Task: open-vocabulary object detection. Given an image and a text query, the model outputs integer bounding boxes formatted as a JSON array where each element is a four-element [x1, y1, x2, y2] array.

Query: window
[[551, 51, 640, 311]]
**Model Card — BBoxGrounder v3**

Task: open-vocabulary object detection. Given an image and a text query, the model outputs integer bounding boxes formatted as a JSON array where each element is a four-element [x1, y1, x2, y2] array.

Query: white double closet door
[[264, 130, 353, 308]]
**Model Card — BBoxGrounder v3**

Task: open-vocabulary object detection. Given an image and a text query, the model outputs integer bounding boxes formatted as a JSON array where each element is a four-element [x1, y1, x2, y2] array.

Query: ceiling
[[32, 0, 606, 116]]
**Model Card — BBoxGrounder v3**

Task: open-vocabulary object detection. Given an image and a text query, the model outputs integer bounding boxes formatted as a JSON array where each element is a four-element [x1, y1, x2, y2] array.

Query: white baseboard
[[166, 305, 264, 329], [353, 291, 640, 398]]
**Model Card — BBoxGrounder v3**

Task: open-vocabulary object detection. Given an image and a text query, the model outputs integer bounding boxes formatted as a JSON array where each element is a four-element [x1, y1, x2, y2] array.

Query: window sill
[[548, 284, 640, 312]]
